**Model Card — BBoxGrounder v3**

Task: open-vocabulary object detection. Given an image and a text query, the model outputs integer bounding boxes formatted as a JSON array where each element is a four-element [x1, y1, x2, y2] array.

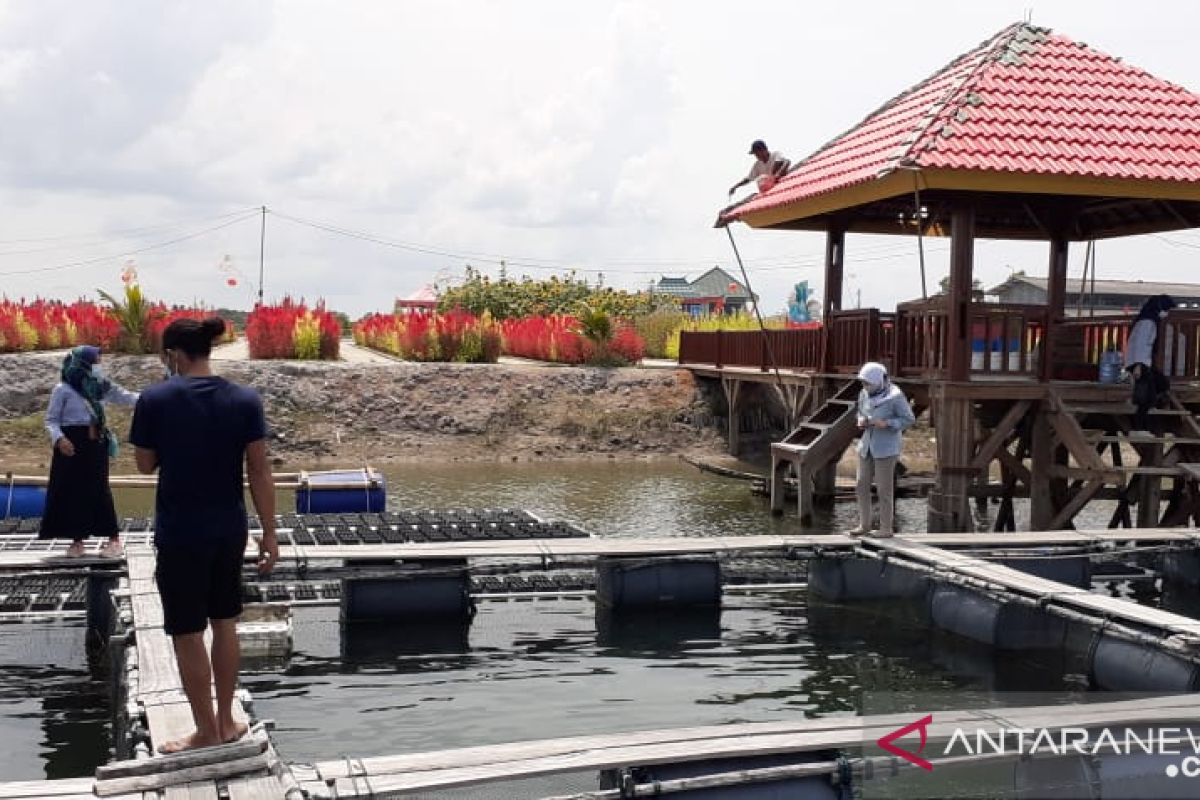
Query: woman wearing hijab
[[852, 362, 915, 537], [40, 345, 139, 557], [1125, 294, 1176, 434]]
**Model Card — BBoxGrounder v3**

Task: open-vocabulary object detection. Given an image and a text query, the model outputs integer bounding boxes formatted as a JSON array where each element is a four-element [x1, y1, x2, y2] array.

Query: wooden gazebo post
[[1030, 230, 1071, 529], [819, 224, 845, 374], [929, 205, 976, 532]]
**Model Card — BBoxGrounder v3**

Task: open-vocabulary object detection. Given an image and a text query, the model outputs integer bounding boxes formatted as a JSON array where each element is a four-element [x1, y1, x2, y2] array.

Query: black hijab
[[1135, 294, 1176, 322]]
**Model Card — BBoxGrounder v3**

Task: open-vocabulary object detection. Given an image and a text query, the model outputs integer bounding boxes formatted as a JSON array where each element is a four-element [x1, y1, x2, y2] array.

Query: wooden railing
[[678, 328, 823, 371], [826, 309, 895, 373], [675, 307, 1200, 382], [894, 301, 1047, 377], [1161, 311, 1200, 379]]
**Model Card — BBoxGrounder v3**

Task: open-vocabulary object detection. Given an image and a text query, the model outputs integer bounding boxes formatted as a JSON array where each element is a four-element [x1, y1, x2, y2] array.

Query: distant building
[[394, 285, 438, 314], [986, 274, 1200, 313], [654, 267, 757, 315]]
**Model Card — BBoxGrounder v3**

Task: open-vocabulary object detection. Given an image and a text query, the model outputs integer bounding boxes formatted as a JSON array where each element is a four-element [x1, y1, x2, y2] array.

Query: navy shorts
[[155, 535, 248, 636]]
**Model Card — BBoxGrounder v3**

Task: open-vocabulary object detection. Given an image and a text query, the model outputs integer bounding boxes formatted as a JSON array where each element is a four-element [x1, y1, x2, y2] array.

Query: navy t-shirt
[[129, 376, 267, 544]]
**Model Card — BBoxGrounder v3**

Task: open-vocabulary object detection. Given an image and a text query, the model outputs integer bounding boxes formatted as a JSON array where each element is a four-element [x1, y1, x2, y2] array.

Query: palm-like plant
[[98, 283, 150, 353], [574, 301, 613, 345]]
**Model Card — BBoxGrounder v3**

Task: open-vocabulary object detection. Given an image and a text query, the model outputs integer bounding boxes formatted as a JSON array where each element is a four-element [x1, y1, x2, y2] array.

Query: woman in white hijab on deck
[[852, 362, 915, 537]]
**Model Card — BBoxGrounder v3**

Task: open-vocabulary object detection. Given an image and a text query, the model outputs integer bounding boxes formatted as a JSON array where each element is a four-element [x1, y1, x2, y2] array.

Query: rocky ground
[[0, 353, 725, 473]]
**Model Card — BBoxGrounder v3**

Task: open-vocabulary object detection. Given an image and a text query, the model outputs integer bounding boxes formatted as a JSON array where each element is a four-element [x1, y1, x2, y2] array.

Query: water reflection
[[10, 458, 1198, 780], [594, 606, 722, 655], [341, 620, 471, 667], [0, 625, 111, 780]]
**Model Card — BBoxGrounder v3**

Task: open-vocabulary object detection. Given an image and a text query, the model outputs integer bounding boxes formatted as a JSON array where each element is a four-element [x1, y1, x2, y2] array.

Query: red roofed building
[[394, 285, 438, 315], [722, 22, 1200, 238], [694, 22, 1200, 532]]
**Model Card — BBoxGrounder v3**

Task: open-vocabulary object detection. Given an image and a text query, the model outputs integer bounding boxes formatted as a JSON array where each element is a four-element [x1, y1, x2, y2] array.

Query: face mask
[[90, 364, 104, 378], [1159, 310, 1169, 319]]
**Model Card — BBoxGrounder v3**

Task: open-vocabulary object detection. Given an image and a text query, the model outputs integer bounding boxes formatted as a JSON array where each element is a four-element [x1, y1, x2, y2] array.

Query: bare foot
[[65, 541, 86, 558], [221, 720, 249, 744], [157, 730, 222, 754]]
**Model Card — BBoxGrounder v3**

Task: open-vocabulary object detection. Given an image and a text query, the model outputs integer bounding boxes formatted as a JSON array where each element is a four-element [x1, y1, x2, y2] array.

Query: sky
[[0, 0, 1198, 317]]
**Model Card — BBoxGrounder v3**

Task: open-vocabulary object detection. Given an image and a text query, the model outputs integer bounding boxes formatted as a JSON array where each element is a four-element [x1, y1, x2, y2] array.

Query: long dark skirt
[[38, 426, 119, 541], [1131, 365, 1171, 432]]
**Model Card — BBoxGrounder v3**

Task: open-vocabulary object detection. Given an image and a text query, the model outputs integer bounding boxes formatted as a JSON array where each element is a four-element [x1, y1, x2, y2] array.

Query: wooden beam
[[1046, 400, 1106, 470], [722, 378, 742, 457], [822, 226, 845, 320], [1049, 479, 1106, 530], [820, 226, 845, 374], [946, 205, 975, 382], [994, 445, 1032, 487], [1138, 441, 1165, 528], [1030, 406, 1056, 530], [969, 400, 1031, 471], [1040, 235, 1069, 381]]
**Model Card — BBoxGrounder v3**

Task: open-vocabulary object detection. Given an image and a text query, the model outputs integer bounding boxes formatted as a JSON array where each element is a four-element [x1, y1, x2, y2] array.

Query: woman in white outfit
[[852, 362, 915, 537]]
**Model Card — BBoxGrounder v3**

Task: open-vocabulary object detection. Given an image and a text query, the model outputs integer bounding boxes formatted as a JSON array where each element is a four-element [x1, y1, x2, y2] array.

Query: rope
[[723, 226, 786, 396], [910, 170, 928, 299]]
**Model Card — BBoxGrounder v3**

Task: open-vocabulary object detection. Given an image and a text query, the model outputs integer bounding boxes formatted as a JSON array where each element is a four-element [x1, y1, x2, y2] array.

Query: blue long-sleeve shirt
[[45, 382, 139, 445], [855, 383, 916, 459]]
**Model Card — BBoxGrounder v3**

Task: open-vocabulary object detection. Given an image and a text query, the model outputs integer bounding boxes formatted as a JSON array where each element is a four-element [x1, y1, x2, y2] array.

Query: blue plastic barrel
[[295, 469, 386, 514], [1, 482, 47, 519]]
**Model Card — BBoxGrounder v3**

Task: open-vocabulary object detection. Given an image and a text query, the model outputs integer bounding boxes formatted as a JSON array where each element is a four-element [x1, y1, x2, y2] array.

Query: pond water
[[0, 460, 1189, 782]]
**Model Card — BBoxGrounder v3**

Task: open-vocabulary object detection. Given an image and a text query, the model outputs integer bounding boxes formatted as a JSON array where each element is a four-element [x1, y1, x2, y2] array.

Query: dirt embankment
[[0, 354, 724, 472]]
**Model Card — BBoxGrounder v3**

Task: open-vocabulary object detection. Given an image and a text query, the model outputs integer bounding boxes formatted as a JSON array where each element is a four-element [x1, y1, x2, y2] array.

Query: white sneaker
[[848, 527, 871, 537]]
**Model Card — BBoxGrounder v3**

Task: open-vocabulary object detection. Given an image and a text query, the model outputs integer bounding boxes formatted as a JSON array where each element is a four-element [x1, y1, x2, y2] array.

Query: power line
[[269, 208, 948, 276], [0, 207, 260, 253], [0, 212, 261, 277]]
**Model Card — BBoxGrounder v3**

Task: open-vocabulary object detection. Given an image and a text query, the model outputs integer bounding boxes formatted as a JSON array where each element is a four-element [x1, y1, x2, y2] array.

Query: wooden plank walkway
[[3, 528, 1199, 571], [122, 548, 284, 800], [298, 694, 1200, 798], [864, 538, 1200, 645]]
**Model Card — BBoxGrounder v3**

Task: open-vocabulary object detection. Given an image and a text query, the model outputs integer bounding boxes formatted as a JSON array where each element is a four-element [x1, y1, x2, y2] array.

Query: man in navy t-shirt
[[129, 316, 278, 754]]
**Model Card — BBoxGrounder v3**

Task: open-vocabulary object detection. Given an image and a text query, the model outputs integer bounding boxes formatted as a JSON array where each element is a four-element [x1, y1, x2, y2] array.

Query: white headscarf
[[858, 361, 891, 407], [858, 361, 888, 388]]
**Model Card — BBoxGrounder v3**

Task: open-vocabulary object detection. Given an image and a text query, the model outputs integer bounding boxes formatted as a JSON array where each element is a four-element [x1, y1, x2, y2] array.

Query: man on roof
[[728, 140, 790, 197]]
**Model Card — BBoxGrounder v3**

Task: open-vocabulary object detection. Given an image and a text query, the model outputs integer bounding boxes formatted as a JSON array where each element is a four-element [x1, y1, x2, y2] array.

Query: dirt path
[[212, 338, 404, 365]]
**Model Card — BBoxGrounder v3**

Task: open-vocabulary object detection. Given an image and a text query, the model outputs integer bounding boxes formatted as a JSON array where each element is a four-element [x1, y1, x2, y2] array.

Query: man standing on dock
[[130, 317, 279, 754]]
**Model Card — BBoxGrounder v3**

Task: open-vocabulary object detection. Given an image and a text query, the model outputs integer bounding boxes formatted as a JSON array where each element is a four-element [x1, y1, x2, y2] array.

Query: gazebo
[[395, 285, 439, 315], [696, 22, 1200, 532]]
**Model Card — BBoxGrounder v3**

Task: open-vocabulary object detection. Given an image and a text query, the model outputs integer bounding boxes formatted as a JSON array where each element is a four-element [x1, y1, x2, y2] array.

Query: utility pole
[[257, 205, 266, 307]]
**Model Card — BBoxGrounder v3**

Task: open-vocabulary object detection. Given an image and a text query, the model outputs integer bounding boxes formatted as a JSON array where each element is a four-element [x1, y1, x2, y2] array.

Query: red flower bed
[[353, 310, 501, 362], [0, 298, 121, 352], [499, 315, 644, 365], [246, 299, 340, 360], [145, 307, 237, 353]]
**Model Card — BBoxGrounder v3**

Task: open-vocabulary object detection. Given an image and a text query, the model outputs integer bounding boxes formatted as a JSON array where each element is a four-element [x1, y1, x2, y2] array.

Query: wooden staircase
[[770, 381, 861, 521], [1046, 391, 1200, 529]]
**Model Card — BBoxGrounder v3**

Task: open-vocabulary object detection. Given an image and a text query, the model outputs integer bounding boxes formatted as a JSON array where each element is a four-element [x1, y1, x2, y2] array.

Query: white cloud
[[0, 0, 1197, 315]]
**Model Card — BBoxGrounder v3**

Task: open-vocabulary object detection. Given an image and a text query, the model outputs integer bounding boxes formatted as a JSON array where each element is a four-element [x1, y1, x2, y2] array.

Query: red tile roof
[[723, 22, 1200, 223]]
